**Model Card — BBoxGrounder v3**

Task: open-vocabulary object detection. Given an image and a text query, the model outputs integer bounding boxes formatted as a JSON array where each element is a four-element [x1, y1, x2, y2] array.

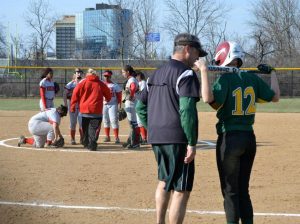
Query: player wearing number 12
[[195, 41, 280, 224]]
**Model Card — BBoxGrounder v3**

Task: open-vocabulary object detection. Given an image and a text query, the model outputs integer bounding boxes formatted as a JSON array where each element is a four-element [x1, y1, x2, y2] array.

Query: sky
[[0, 0, 255, 54]]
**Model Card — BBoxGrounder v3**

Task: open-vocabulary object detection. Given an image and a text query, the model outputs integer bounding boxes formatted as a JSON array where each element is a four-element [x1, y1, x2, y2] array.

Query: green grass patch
[[0, 97, 299, 113], [0, 98, 64, 111]]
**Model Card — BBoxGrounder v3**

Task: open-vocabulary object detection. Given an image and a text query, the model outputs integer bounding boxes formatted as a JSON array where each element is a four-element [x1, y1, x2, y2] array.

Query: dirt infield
[[0, 111, 299, 224]]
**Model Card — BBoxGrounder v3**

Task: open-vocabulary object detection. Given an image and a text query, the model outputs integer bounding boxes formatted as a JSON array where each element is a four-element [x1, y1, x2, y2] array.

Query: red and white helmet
[[214, 41, 245, 67]]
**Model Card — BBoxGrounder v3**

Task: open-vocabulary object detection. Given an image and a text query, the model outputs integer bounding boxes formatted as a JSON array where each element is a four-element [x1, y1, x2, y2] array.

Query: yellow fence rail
[[1, 66, 300, 71], [243, 67, 300, 71], [0, 66, 156, 71]]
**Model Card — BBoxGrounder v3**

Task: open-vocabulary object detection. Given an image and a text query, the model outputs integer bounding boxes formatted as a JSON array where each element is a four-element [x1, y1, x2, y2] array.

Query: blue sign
[[146, 32, 160, 42]]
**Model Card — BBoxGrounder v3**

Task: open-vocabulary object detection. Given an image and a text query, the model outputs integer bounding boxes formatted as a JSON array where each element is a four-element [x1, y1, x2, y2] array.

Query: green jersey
[[212, 71, 275, 135]]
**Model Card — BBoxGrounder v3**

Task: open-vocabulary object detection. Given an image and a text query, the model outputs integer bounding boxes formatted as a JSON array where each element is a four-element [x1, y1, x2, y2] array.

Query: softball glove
[[118, 108, 127, 121], [257, 64, 274, 74], [52, 137, 65, 148]]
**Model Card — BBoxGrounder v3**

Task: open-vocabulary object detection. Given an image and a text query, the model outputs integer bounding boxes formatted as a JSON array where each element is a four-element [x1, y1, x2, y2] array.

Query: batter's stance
[[63, 68, 84, 145], [102, 70, 122, 144], [18, 105, 68, 148], [197, 41, 280, 224]]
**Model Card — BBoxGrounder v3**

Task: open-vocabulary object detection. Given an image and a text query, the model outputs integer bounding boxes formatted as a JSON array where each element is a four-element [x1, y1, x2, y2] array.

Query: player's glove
[[118, 108, 127, 121], [51, 137, 65, 148], [257, 64, 274, 74], [54, 82, 60, 94]]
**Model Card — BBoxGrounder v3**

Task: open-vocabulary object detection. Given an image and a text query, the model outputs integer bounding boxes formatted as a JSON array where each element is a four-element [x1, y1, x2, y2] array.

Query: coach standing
[[70, 68, 111, 151], [136, 33, 207, 224]]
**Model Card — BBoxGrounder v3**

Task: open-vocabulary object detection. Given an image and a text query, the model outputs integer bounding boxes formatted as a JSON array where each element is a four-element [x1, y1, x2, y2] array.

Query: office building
[[55, 16, 75, 59], [75, 3, 133, 59]]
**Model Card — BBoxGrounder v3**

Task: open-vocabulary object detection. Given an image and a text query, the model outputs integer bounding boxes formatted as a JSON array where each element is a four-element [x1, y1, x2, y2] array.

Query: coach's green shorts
[[152, 144, 195, 192]]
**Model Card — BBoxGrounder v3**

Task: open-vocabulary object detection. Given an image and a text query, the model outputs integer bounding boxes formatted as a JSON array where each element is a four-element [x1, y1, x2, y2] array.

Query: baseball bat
[[207, 65, 240, 73], [206, 65, 274, 74]]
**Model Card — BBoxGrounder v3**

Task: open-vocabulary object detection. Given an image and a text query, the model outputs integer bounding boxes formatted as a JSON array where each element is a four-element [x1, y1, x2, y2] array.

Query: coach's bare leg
[[169, 190, 190, 224], [155, 181, 171, 224]]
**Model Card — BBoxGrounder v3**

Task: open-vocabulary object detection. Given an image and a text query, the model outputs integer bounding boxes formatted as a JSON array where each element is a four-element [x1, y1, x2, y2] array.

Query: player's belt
[[46, 98, 54, 100]]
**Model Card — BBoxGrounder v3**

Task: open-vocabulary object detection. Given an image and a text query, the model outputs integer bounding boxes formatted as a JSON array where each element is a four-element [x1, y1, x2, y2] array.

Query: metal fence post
[[24, 68, 27, 98], [64, 69, 67, 84], [291, 70, 294, 98], [64, 69, 67, 97]]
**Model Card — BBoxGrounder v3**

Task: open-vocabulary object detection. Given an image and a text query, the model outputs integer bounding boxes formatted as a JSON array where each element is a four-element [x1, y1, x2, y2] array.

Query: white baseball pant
[[28, 120, 54, 148], [103, 104, 119, 129]]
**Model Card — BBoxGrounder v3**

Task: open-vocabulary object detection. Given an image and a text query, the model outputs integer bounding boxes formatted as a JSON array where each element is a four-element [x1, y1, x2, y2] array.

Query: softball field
[[0, 110, 299, 224]]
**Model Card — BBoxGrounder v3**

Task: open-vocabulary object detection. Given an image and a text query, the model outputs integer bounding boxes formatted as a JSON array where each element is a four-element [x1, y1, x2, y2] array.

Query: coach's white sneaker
[[18, 135, 26, 147]]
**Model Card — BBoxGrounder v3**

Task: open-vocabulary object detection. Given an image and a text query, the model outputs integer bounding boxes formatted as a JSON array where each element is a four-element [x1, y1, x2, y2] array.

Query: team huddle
[[17, 32, 280, 224], [17, 66, 147, 150]]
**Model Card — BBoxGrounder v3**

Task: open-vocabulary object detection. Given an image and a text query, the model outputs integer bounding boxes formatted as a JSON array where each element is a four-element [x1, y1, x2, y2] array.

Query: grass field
[[0, 97, 299, 112]]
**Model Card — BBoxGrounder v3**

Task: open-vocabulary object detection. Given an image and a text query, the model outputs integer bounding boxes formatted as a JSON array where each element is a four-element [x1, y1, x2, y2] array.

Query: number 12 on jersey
[[232, 87, 256, 115]]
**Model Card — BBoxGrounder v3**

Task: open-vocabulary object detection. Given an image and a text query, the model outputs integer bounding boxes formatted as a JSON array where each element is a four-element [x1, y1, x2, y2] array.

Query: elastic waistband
[[46, 98, 54, 100]]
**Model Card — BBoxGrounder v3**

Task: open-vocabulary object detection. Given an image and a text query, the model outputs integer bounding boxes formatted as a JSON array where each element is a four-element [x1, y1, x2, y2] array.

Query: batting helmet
[[214, 41, 245, 68]]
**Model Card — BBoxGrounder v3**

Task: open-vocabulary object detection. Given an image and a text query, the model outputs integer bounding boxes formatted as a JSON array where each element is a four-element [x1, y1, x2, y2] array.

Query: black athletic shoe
[[141, 139, 148, 145], [103, 136, 110, 142], [126, 143, 140, 149], [122, 138, 131, 148], [18, 135, 25, 147], [115, 137, 120, 144]]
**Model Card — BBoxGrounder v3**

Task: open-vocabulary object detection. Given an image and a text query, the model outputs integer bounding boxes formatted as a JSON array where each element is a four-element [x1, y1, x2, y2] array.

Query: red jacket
[[70, 74, 111, 114]]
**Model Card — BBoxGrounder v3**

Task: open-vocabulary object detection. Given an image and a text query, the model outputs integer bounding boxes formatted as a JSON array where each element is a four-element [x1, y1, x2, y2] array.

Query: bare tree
[[163, 0, 228, 38], [162, 0, 229, 63], [0, 23, 7, 58], [133, 0, 158, 62], [109, 0, 135, 64], [24, 0, 58, 65], [249, 0, 300, 66], [246, 30, 275, 64], [9, 32, 31, 61], [205, 22, 227, 62]]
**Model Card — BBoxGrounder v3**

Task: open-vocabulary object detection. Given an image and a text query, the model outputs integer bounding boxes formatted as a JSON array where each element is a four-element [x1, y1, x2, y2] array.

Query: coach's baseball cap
[[174, 33, 208, 57]]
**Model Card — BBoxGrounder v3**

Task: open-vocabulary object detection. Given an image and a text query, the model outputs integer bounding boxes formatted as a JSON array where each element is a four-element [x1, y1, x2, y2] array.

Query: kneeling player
[[18, 105, 68, 148]]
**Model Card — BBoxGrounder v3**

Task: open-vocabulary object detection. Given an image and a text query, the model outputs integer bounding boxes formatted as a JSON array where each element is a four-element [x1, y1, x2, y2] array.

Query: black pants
[[81, 117, 102, 151], [216, 131, 256, 223]]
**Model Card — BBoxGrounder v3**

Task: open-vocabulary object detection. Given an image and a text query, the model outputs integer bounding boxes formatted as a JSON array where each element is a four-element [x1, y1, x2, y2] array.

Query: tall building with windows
[[55, 16, 75, 59], [75, 3, 133, 59]]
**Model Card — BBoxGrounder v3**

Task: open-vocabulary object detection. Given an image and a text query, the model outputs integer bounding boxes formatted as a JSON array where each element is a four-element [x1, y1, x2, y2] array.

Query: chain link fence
[[0, 67, 299, 97]]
